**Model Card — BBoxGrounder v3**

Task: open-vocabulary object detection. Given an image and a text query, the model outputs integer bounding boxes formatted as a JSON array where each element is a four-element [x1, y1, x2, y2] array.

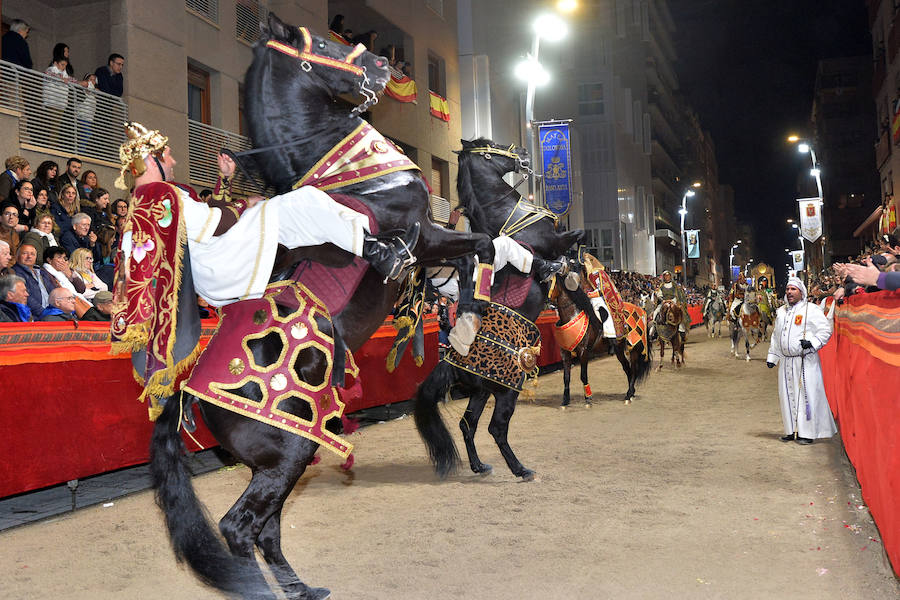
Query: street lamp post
[[728, 239, 742, 284], [678, 183, 701, 286], [517, 14, 568, 203], [788, 135, 826, 270]]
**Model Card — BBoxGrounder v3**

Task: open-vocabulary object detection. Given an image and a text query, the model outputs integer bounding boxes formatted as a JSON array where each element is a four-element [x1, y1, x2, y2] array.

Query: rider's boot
[[362, 222, 420, 282], [531, 256, 567, 283]]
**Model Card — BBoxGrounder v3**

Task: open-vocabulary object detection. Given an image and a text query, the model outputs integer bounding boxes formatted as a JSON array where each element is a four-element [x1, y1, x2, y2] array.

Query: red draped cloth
[[820, 290, 900, 576]]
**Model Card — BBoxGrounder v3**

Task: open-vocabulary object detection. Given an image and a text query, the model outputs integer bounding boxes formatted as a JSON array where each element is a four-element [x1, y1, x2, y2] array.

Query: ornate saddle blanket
[[493, 272, 532, 309], [443, 302, 541, 391], [553, 301, 647, 356], [183, 281, 356, 459], [741, 310, 761, 329]]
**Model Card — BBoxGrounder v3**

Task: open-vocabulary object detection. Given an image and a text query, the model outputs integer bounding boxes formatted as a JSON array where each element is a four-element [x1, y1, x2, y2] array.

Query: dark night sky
[[667, 0, 872, 271]]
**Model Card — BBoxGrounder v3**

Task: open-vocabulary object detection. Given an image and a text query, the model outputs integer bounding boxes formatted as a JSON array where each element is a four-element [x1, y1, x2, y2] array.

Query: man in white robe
[[766, 277, 837, 444]]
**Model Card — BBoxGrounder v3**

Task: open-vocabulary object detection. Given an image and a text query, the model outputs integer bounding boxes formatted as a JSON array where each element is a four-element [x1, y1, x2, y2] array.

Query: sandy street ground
[[1, 333, 898, 599]]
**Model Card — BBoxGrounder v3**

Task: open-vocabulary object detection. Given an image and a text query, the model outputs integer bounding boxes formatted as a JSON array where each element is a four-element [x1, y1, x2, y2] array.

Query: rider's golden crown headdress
[[115, 122, 169, 190]]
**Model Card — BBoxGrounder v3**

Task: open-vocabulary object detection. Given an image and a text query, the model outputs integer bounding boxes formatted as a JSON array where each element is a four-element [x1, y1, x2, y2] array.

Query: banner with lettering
[[686, 229, 700, 259], [797, 197, 823, 242], [538, 122, 572, 215]]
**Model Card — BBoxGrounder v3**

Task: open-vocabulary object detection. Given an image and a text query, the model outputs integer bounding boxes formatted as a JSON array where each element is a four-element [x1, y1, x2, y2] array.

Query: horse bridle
[[265, 27, 381, 116], [462, 144, 533, 177]]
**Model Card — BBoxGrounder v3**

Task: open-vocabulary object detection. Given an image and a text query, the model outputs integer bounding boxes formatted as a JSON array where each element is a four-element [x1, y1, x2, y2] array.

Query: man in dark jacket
[[80, 290, 112, 321], [0, 274, 31, 322], [39, 287, 77, 321], [12, 243, 55, 316], [94, 54, 124, 96], [1, 20, 32, 70], [60, 212, 103, 262]]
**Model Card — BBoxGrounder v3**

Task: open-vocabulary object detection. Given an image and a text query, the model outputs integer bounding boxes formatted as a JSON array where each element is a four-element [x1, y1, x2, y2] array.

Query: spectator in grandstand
[[78, 170, 98, 200], [70, 247, 107, 301], [329, 15, 346, 39], [39, 287, 78, 322], [13, 180, 36, 231], [2, 20, 32, 70], [42, 246, 86, 296], [0, 274, 31, 322], [32, 160, 59, 206], [0, 202, 21, 253], [83, 187, 112, 232], [110, 198, 129, 224], [0, 156, 31, 202], [80, 289, 113, 321], [0, 240, 11, 276], [20, 213, 58, 265], [60, 212, 101, 263], [55, 158, 82, 191], [13, 243, 54, 316], [94, 53, 124, 97], [836, 260, 900, 292], [351, 30, 378, 49], [51, 183, 80, 233], [75, 73, 99, 152], [52, 43, 75, 76]]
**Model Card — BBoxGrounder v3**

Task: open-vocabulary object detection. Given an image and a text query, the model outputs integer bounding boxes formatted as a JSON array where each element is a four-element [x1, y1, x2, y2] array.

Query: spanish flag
[[329, 30, 352, 46], [429, 90, 450, 122], [385, 73, 418, 103]]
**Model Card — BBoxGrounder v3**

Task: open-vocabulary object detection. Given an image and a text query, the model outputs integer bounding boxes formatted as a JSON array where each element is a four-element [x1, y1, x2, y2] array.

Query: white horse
[[729, 294, 763, 361], [704, 295, 726, 338]]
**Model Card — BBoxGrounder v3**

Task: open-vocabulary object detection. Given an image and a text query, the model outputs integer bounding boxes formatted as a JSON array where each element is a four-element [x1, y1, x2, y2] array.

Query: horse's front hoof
[[584, 401, 592, 409], [297, 586, 331, 600], [519, 469, 536, 482], [623, 397, 632, 405], [745, 355, 751, 362]]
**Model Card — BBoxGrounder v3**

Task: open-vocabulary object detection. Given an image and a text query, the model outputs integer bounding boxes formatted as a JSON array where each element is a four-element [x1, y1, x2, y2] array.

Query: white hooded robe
[[766, 281, 837, 440]]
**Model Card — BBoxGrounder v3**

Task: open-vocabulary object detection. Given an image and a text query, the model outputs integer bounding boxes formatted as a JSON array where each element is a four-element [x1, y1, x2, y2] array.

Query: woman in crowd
[[42, 246, 86, 297], [51, 183, 80, 233], [52, 42, 75, 77], [79, 169, 98, 200], [31, 160, 59, 205], [109, 198, 128, 226], [70, 247, 107, 301], [20, 213, 58, 265], [83, 187, 112, 231], [12, 180, 36, 231]]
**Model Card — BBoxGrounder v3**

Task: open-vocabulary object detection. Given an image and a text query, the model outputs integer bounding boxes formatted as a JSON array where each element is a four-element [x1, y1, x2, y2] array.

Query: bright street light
[[679, 185, 701, 285], [810, 168, 820, 177], [556, 0, 578, 12], [519, 11, 569, 202], [798, 143, 810, 154]]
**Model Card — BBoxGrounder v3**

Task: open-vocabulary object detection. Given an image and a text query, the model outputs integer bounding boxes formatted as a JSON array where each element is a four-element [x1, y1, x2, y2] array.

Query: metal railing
[[187, 119, 258, 196], [429, 194, 451, 224], [0, 60, 128, 164]]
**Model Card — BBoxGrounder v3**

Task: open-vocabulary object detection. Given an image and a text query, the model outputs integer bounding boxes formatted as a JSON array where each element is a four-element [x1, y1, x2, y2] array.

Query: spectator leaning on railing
[[94, 54, 124, 97], [1, 20, 32, 70]]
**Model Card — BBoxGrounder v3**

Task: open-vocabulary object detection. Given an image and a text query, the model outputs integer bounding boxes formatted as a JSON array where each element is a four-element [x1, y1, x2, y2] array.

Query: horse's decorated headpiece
[[456, 142, 532, 175], [115, 121, 168, 190], [266, 27, 381, 116]]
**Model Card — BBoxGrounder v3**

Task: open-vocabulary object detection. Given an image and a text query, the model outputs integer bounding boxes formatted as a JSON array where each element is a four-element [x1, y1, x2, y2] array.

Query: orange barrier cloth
[[0, 315, 440, 498], [820, 290, 900, 576]]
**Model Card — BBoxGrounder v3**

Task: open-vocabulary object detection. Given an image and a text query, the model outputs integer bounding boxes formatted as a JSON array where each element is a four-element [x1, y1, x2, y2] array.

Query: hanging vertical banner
[[791, 250, 805, 271], [797, 197, 823, 242], [731, 265, 741, 281], [538, 122, 573, 215], [686, 229, 700, 259]]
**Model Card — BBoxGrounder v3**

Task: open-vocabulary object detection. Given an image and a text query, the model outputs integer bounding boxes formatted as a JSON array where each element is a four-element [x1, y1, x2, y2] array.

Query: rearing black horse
[[414, 139, 583, 480], [148, 15, 495, 600]]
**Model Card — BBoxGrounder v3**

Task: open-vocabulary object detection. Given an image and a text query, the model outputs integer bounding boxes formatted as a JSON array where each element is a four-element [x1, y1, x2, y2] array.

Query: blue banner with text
[[539, 123, 572, 215]]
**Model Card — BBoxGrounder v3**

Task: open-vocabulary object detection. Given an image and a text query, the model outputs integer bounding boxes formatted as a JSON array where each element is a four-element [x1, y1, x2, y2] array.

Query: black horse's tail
[[149, 394, 267, 598], [632, 343, 653, 385], [414, 361, 460, 478]]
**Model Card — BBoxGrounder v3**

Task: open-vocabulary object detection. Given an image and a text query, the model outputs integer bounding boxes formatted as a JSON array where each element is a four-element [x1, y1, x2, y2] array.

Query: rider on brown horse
[[649, 270, 690, 339]]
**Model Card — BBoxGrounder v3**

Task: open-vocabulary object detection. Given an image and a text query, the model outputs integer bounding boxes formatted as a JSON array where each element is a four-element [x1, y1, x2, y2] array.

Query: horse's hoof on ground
[[474, 464, 492, 476], [623, 398, 632, 405], [584, 401, 592, 409], [295, 587, 331, 600], [745, 356, 751, 362], [519, 469, 536, 482], [559, 405, 567, 411]]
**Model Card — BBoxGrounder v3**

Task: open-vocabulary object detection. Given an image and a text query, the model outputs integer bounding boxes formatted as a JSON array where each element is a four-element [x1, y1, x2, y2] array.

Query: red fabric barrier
[[820, 290, 900, 576], [688, 304, 703, 327], [0, 315, 441, 498]]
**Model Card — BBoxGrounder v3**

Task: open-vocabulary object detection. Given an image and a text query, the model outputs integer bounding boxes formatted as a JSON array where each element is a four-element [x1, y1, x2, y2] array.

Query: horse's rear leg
[[487, 390, 533, 480], [614, 343, 636, 404], [256, 511, 330, 600], [656, 340, 665, 370], [459, 389, 493, 475], [579, 354, 592, 407]]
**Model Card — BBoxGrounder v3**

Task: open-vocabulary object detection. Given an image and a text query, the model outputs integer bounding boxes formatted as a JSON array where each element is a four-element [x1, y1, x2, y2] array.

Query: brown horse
[[655, 299, 685, 369], [548, 266, 651, 405]]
